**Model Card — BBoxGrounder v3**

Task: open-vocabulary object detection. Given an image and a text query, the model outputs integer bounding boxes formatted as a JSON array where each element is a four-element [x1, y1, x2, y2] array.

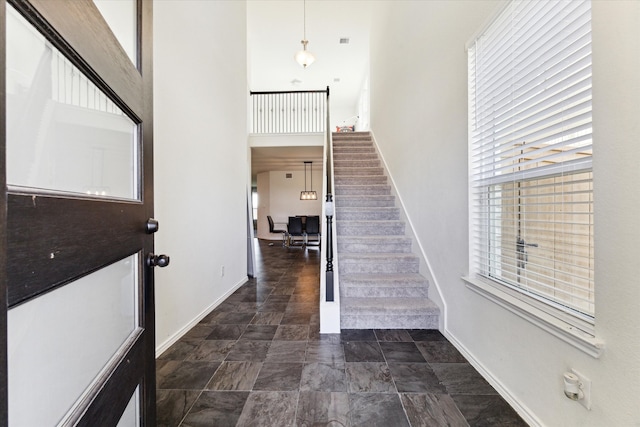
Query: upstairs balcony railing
[[250, 89, 327, 134]]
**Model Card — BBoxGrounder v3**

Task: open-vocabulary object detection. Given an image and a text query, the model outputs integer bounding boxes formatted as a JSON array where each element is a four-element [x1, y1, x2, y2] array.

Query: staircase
[[333, 131, 440, 329]]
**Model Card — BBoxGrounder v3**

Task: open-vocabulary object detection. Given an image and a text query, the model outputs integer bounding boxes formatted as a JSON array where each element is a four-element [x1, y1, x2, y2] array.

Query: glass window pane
[[116, 385, 141, 427], [8, 255, 140, 426], [93, 0, 138, 66], [6, 6, 140, 200]]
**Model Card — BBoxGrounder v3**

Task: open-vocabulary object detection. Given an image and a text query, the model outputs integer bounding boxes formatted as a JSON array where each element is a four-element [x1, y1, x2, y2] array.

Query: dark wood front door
[[2, 0, 157, 425]]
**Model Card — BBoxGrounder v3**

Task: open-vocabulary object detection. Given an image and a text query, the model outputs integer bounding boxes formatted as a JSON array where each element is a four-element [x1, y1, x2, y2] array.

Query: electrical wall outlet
[[572, 369, 592, 410]]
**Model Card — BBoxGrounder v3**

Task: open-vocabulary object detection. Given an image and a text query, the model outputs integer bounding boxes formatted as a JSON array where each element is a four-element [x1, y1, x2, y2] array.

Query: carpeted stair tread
[[335, 175, 388, 185], [337, 236, 412, 253], [335, 184, 391, 196], [334, 168, 384, 177], [335, 195, 396, 207]]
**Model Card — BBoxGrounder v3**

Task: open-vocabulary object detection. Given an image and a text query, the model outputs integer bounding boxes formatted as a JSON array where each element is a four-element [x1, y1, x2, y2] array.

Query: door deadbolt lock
[[147, 253, 170, 268], [146, 218, 159, 234]]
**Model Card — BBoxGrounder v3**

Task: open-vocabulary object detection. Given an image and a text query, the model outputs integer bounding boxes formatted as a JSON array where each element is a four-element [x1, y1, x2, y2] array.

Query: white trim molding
[[463, 276, 604, 358]]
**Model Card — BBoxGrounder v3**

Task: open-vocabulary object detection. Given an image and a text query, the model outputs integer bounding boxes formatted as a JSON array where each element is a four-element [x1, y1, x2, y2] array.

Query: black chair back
[[305, 216, 320, 234], [288, 216, 304, 235]]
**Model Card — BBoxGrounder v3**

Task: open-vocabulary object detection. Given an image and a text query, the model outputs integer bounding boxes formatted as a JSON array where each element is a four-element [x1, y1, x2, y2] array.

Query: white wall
[[369, 1, 640, 426], [154, 1, 249, 353], [256, 169, 322, 240]]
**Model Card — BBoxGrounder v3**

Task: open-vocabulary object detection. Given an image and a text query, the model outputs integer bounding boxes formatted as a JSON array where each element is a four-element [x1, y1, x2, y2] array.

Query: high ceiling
[[248, 0, 371, 110], [248, 1, 372, 181]]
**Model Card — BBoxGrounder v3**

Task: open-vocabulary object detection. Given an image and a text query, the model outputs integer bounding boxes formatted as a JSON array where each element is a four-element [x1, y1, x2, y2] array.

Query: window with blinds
[[469, 0, 594, 324]]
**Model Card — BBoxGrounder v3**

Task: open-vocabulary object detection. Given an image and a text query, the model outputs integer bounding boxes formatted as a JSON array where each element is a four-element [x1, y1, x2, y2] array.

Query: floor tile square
[[205, 361, 262, 391], [431, 363, 497, 395], [210, 311, 256, 325], [156, 389, 200, 427], [341, 329, 377, 341], [205, 324, 246, 340], [250, 312, 284, 325], [400, 393, 468, 427], [343, 341, 385, 362], [379, 342, 427, 363], [158, 340, 200, 361], [156, 360, 221, 390], [265, 341, 307, 363], [348, 393, 410, 427], [374, 329, 413, 342], [186, 340, 236, 362], [235, 391, 298, 427], [240, 325, 278, 340], [266, 294, 292, 303], [181, 391, 249, 426], [451, 394, 528, 426], [415, 341, 467, 363], [305, 343, 345, 365], [181, 324, 214, 341], [274, 325, 309, 341], [225, 340, 271, 362], [253, 363, 304, 391], [300, 363, 347, 392], [280, 311, 313, 325], [296, 392, 350, 427], [407, 329, 447, 342], [345, 362, 396, 393], [387, 363, 446, 393]]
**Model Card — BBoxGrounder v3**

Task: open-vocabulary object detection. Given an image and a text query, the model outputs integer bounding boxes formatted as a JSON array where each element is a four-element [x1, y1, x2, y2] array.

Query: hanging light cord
[[303, 0, 307, 41]]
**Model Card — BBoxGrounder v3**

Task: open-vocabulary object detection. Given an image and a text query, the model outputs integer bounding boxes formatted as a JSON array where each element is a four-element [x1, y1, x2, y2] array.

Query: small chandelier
[[300, 161, 317, 200], [294, 0, 315, 68]]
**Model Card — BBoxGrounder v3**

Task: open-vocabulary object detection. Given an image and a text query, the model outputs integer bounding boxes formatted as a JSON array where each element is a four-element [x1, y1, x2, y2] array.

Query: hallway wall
[[369, 1, 640, 426], [153, 1, 249, 353]]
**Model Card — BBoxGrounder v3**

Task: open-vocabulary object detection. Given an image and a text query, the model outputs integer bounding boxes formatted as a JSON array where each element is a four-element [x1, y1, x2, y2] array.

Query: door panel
[[6, 5, 139, 199], [4, 0, 155, 425], [7, 254, 140, 425]]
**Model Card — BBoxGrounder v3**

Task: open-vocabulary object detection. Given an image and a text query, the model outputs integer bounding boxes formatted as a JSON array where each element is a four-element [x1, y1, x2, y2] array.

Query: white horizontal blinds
[[469, 0, 594, 319]]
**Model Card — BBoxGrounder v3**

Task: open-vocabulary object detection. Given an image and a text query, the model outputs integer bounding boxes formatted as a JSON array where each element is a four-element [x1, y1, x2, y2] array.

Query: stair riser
[[341, 286, 427, 298], [337, 223, 405, 235], [339, 262, 419, 274], [335, 186, 391, 196], [336, 210, 400, 221], [340, 314, 439, 330]]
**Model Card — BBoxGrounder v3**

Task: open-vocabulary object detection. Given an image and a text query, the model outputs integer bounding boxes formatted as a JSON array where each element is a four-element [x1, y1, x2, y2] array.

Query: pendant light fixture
[[294, 0, 315, 68], [300, 161, 317, 200]]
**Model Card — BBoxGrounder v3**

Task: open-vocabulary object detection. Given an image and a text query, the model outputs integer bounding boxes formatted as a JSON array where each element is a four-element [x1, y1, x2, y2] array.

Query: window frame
[[465, 0, 601, 356]]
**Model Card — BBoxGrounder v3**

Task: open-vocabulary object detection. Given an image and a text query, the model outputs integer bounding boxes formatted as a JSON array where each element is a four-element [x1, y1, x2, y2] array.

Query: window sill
[[462, 276, 605, 358]]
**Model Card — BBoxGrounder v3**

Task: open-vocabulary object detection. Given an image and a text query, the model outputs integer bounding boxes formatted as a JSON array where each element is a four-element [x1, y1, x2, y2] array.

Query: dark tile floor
[[156, 239, 527, 426]]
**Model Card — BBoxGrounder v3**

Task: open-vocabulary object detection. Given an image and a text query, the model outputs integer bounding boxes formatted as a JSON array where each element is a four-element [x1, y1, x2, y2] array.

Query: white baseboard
[[155, 276, 249, 358], [444, 329, 544, 427]]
